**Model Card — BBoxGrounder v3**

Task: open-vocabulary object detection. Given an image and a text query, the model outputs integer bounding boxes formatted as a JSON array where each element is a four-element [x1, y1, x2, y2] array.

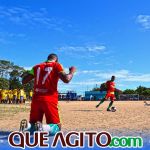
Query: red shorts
[[105, 93, 116, 101], [30, 97, 60, 124]]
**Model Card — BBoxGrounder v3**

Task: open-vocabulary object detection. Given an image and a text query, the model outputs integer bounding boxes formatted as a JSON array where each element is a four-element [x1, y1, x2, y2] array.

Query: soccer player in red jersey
[[96, 76, 117, 111], [20, 54, 76, 135]]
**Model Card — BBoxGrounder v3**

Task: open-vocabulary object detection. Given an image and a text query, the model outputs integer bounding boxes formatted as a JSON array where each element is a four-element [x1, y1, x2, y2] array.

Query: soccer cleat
[[19, 119, 28, 132], [35, 121, 43, 132], [107, 108, 111, 111], [96, 104, 99, 108]]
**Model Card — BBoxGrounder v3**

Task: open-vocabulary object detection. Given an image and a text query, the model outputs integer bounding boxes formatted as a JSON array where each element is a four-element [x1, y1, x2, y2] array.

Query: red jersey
[[106, 80, 115, 93], [30, 61, 64, 97]]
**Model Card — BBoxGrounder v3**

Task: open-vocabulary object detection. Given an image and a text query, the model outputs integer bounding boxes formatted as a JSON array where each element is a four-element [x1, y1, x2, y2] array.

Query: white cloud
[[0, 6, 68, 31], [86, 45, 106, 52], [24, 66, 32, 70], [95, 70, 129, 79], [77, 69, 150, 82], [136, 15, 150, 30], [0, 32, 26, 38], [70, 81, 103, 86], [58, 45, 106, 53], [58, 80, 103, 94], [80, 70, 101, 74], [125, 74, 150, 82], [0, 31, 26, 44]]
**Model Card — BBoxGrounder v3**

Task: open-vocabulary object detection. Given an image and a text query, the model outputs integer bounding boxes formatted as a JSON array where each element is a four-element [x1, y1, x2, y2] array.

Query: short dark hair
[[111, 75, 115, 78], [111, 75, 115, 81], [47, 53, 58, 61]]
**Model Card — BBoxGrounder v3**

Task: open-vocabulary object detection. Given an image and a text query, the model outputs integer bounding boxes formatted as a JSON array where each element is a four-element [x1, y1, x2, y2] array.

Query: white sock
[[43, 124, 51, 132], [24, 122, 31, 131]]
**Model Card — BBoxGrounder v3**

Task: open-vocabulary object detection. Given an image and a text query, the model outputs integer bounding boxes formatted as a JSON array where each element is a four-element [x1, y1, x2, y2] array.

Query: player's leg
[[43, 101, 61, 136], [16, 97, 18, 104], [12, 96, 14, 104], [42, 123, 61, 136], [20, 119, 30, 132], [96, 98, 105, 108], [5, 97, 7, 103], [107, 94, 115, 111], [20, 101, 44, 133], [14, 95, 17, 104], [20, 96, 23, 104], [30, 101, 44, 131], [107, 101, 113, 111], [4, 97, 6, 103], [8, 97, 11, 104], [96, 93, 110, 108]]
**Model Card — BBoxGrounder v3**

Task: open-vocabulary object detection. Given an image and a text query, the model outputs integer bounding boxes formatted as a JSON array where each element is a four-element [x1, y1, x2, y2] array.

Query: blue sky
[[0, 0, 150, 95]]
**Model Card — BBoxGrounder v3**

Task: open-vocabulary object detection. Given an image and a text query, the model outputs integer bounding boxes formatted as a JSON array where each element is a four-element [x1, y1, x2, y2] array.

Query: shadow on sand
[[71, 109, 102, 112]]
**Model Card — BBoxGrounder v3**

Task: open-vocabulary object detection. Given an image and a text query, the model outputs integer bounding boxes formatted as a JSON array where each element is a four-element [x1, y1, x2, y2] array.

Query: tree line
[[123, 86, 150, 96], [0, 60, 33, 93]]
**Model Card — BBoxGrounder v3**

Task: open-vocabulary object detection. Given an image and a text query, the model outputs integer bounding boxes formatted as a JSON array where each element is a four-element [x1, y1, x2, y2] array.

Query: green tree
[[0, 59, 33, 90], [142, 89, 150, 96], [8, 64, 25, 90], [9, 78, 22, 90], [23, 80, 34, 93], [0, 59, 24, 78], [92, 87, 100, 91], [0, 60, 14, 78], [0, 78, 9, 89], [135, 86, 147, 95], [123, 89, 135, 94]]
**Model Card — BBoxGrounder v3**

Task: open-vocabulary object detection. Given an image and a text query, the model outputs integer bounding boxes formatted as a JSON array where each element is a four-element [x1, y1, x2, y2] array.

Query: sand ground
[[0, 101, 150, 136]]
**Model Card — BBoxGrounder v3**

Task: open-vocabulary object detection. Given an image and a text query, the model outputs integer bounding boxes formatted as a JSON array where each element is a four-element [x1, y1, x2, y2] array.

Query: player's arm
[[100, 83, 107, 91], [21, 69, 34, 85], [58, 66, 76, 83]]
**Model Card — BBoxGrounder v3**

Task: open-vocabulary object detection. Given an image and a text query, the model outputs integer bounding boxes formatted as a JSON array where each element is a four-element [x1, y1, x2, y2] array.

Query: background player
[[29, 90, 33, 101], [20, 53, 76, 135], [96, 76, 119, 111]]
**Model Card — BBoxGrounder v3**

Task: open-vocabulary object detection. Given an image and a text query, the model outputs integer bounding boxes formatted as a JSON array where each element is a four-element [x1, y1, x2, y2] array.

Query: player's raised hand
[[69, 66, 76, 74]]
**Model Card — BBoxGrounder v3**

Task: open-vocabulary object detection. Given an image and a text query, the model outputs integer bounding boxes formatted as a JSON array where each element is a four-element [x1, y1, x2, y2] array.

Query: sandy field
[[0, 101, 150, 136]]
